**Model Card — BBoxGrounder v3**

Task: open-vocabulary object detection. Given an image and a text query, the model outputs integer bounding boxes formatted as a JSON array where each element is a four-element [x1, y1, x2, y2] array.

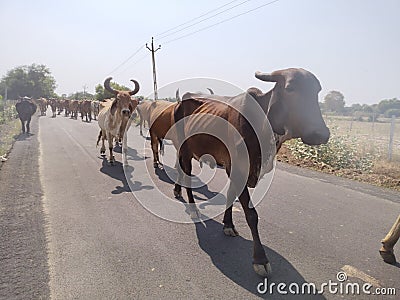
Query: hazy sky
[[1, 0, 399, 104]]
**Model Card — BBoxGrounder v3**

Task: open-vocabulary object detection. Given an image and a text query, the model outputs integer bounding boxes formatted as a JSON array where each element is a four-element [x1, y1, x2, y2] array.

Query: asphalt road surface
[[1, 112, 399, 299]]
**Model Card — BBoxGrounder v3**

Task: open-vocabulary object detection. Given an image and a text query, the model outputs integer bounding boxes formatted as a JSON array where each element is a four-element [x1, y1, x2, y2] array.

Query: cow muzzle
[[122, 109, 131, 116], [301, 126, 330, 145]]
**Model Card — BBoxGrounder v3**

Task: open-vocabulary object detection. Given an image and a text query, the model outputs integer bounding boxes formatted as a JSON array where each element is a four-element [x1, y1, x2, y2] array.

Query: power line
[[157, 0, 253, 41], [115, 53, 148, 76], [164, 0, 280, 45], [154, 0, 240, 38], [107, 45, 145, 75]]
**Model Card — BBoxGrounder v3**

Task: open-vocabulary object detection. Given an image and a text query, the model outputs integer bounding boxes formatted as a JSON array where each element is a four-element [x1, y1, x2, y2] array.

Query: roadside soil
[[277, 144, 400, 191]]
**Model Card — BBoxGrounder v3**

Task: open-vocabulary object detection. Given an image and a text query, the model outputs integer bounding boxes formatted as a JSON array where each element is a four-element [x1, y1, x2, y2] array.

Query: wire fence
[[324, 115, 400, 163]]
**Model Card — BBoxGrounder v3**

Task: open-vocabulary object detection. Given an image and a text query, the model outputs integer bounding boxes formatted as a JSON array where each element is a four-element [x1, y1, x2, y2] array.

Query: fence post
[[388, 115, 395, 161]]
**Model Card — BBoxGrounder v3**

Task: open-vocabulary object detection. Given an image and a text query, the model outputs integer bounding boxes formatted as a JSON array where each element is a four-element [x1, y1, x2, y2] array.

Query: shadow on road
[[154, 163, 220, 204], [195, 219, 326, 299], [99, 157, 153, 194], [15, 133, 35, 141]]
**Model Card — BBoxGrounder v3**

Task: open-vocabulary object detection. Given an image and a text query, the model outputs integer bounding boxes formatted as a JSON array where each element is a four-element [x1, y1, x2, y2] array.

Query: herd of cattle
[[34, 97, 100, 121], [15, 67, 330, 277]]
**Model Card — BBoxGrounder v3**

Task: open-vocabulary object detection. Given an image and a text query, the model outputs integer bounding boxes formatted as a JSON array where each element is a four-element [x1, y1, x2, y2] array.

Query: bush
[[286, 127, 375, 172]]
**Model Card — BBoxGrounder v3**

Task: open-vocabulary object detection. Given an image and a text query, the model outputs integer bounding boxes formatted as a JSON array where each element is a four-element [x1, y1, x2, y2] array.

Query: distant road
[[1, 112, 399, 299]]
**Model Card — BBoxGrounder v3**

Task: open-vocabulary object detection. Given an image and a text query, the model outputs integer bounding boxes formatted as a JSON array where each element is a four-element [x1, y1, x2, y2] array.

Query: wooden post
[[388, 115, 395, 161]]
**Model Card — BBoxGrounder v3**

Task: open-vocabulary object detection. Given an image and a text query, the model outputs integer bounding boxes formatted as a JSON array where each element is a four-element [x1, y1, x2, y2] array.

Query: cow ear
[[111, 99, 118, 115]]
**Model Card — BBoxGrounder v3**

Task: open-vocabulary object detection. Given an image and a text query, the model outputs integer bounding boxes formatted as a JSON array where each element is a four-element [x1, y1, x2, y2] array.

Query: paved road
[[1, 111, 399, 299]]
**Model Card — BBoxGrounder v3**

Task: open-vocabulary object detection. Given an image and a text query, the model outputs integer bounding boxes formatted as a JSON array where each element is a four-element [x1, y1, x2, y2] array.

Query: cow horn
[[175, 88, 181, 102], [255, 71, 284, 83], [104, 77, 117, 95], [129, 79, 140, 96], [207, 88, 214, 95]]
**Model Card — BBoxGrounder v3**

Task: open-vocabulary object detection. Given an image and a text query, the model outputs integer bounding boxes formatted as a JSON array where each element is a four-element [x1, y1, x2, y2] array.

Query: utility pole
[[83, 84, 87, 99], [146, 37, 161, 100]]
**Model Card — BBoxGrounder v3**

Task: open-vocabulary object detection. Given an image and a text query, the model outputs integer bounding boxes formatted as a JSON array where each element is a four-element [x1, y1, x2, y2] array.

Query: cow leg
[[180, 152, 200, 219], [174, 154, 183, 198], [26, 116, 31, 134], [150, 130, 160, 168], [107, 132, 115, 164], [159, 138, 164, 155], [380, 214, 400, 264], [20, 119, 25, 133], [238, 187, 271, 277], [222, 183, 239, 237]]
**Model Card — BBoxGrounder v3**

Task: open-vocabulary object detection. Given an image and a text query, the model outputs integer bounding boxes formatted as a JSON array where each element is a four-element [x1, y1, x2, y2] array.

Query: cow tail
[[96, 130, 102, 147]]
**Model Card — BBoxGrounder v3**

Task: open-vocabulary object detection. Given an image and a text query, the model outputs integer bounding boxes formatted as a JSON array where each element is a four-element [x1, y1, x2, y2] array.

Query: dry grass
[[277, 116, 400, 191], [0, 119, 21, 160], [324, 116, 400, 162]]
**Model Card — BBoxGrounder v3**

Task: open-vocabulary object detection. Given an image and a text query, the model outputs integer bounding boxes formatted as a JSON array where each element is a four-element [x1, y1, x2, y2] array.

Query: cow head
[[255, 68, 329, 146], [104, 77, 140, 118]]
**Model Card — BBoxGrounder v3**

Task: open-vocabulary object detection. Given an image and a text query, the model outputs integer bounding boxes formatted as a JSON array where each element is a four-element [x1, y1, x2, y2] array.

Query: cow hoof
[[253, 263, 272, 277], [379, 250, 396, 264], [173, 189, 182, 198], [223, 227, 239, 237]]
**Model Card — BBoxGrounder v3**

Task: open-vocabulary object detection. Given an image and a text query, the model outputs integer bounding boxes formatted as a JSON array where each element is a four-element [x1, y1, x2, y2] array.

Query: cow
[[57, 99, 64, 115], [63, 99, 71, 117], [15, 97, 37, 134], [172, 68, 330, 277], [36, 98, 47, 116], [380, 214, 400, 264], [97, 77, 139, 164], [80, 100, 92, 122], [48, 98, 57, 118], [137, 88, 215, 168], [91, 100, 100, 120], [69, 100, 80, 119]]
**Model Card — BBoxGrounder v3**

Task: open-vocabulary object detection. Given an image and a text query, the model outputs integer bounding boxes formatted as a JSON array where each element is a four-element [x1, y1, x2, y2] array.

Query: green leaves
[[0, 64, 57, 99]]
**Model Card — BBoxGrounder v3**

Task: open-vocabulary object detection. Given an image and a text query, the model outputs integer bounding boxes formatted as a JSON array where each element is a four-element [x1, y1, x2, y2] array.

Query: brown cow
[[63, 99, 71, 117], [136, 100, 176, 167], [97, 78, 139, 164], [172, 68, 330, 277], [80, 100, 92, 122], [138, 88, 214, 167], [36, 98, 47, 116], [69, 100, 79, 119]]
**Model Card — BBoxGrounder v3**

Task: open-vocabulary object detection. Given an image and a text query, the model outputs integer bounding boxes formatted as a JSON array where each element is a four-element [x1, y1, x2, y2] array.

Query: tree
[[95, 81, 131, 101], [384, 109, 400, 118], [324, 91, 345, 114], [377, 98, 400, 114], [0, 64, 57, 99], [68, 91, 94, 100]]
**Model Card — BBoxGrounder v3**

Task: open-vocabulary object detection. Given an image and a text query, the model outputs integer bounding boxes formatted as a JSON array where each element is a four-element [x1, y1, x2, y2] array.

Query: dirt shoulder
[[0, 115, 50, 299], [277, 144, 400, 192], [0, 118, 21, 164]]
